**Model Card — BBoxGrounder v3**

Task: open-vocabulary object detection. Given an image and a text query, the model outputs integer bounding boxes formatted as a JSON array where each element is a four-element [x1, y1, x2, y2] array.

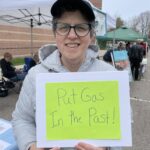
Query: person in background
[[12, 0, 122, 150], [125, 42, 131, 51], [0, 52, 26, 81], [140, 41, 147, 57], [23, 52, 39, 73], [128, 41, 144, 80], [103, 42, 132, 81], [117, 42, 126, 50], [103, 42, 126, 65], [115, 42, 129, 70], [28, 52, 39, 70]]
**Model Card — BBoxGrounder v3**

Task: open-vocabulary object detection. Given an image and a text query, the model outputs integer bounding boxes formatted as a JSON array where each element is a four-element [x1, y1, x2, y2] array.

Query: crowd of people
[[103, 40, 148, 81]]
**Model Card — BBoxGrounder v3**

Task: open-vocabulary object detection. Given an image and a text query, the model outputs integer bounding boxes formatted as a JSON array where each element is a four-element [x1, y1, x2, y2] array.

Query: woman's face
[[5, 55, 12, 62], [54, 11, 93, 63]]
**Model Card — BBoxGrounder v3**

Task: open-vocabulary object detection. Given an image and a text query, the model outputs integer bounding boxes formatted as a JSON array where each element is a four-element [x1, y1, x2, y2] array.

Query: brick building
[[0, 24, 55, 57], [0, 0, 102, 57], [89, 0, 102, 9]]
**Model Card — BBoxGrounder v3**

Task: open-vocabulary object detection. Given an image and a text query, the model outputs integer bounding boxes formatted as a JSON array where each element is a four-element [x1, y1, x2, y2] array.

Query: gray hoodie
[[12, 44, 121, 150]]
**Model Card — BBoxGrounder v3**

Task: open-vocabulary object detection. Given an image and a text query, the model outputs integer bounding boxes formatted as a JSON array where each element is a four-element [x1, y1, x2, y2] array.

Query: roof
[[97, 27, 144, 41]]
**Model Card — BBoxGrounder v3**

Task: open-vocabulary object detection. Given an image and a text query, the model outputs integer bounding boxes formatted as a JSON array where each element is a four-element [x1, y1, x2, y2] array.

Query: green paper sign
[[46, 81, 121, 140]]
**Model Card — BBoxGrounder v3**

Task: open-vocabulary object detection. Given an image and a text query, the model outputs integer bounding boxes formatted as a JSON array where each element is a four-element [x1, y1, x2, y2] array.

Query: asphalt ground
[[0, 51, 150, 150], [124, 52, 150, 150]]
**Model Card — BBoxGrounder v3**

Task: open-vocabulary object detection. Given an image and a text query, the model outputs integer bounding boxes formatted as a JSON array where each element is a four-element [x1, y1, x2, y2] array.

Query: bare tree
[[139, 11, 150, 36], [128, 16, 139, 32], [116, 17, 124, 28], [128, 11, 150, 37]]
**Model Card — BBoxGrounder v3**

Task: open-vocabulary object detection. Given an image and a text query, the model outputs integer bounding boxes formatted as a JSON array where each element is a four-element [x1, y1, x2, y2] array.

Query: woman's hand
[[29, 142, 106, 150], [29, 143, 44, 150], [49, 148, 60, 150], [29, 143, 60, 150], [75, 142, 107, 150]]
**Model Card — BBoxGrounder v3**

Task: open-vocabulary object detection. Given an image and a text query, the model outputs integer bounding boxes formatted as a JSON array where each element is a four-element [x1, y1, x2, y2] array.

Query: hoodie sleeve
[[12, 69, 37, 150]]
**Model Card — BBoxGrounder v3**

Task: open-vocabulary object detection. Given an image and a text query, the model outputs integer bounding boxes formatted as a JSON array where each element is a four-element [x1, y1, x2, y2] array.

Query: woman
[[12, 0, 121, 150], [0, 52, 26, 81]]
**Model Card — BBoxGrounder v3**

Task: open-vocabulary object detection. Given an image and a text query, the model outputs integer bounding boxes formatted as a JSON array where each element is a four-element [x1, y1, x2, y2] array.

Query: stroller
[[0, 77, 15, 97]]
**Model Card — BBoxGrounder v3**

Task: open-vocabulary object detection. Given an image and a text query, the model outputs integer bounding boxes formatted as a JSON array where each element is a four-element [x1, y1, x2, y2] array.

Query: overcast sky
[[102, 0, 150, 21]]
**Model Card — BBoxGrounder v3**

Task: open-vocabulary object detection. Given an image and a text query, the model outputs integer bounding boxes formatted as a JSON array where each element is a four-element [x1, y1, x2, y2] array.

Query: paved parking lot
[[0, 51, 150, 150], [124, 52, 150, 150]]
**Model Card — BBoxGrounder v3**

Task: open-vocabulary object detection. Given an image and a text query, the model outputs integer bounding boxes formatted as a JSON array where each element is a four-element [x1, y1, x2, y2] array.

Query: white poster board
[[36, 71, 132, 148]]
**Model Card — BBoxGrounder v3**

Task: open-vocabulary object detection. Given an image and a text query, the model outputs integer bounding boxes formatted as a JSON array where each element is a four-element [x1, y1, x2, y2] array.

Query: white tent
[[0, 0, 56, 10], [0, 0, 107, 54], [0, 0, 106, 36]]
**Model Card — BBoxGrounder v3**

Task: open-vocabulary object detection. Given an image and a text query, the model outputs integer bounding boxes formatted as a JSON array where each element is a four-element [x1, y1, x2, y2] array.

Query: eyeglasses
[[54, 22, 92, 37]]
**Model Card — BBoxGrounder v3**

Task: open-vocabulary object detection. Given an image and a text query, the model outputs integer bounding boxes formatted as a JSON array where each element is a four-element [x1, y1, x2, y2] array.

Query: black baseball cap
[[51, 0, 95, 22]]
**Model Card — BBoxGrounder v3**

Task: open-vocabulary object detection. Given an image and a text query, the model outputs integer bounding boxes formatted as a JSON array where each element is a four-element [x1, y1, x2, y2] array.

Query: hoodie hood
[[38, 44, 100, 72]]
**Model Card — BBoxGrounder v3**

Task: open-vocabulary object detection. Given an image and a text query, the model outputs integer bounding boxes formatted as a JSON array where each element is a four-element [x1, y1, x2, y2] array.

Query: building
[[0, 24, 55, 57], [90, 0, 102, 9], [0, 0, 102, 57]]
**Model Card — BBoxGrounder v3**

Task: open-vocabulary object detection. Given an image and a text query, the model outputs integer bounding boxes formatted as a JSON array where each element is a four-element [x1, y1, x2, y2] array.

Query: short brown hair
[[4, 52, 12, 59]]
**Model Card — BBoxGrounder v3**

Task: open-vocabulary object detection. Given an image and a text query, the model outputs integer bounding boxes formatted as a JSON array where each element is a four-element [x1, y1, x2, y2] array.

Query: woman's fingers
[[49, 147, 60, 150], [75, 142, 106, 150]]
